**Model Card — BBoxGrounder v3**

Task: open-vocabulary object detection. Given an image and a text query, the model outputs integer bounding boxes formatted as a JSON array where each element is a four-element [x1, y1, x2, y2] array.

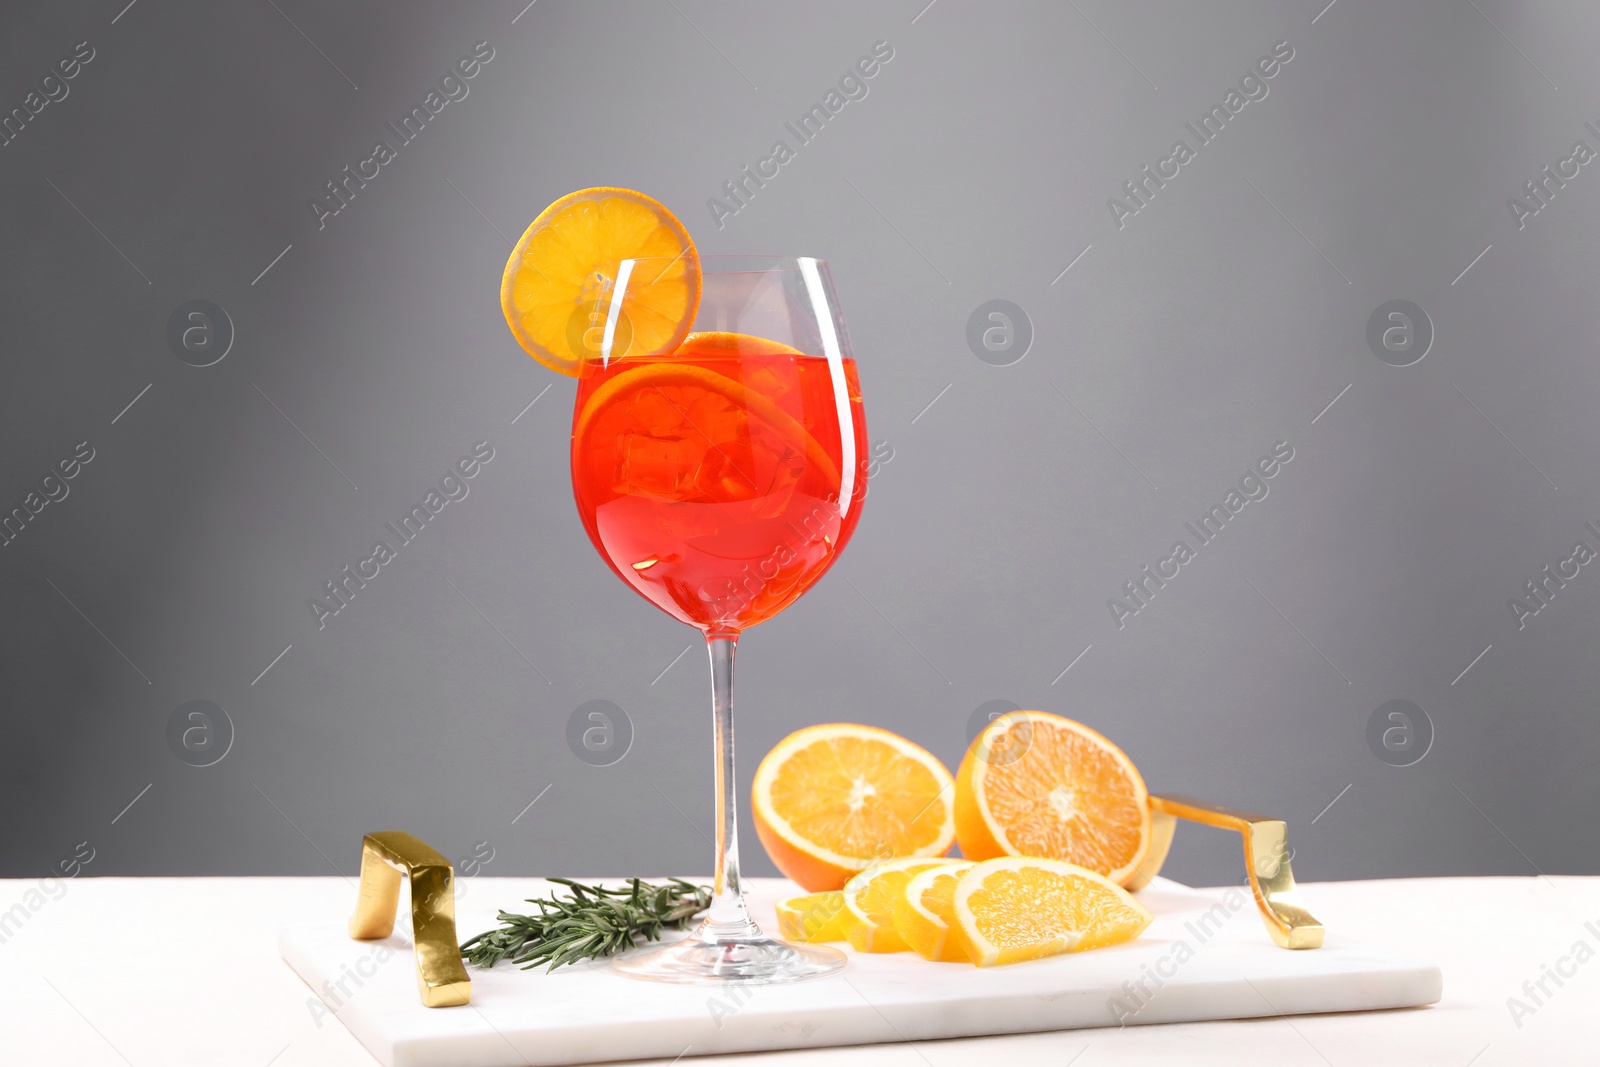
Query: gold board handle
[[1125, 795, 1324, 950], [349, 831, 472, 1007]]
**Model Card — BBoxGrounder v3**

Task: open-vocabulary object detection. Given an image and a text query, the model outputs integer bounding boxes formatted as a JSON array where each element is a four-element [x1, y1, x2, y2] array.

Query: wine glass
[[569, 256, 866, 983]]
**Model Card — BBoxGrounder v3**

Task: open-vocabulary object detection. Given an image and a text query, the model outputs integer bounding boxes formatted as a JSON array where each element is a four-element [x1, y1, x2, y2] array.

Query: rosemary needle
[[460, 877, 711, 972]]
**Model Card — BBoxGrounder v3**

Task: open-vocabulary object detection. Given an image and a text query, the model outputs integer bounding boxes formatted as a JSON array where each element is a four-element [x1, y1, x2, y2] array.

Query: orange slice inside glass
[[674, 331, 803, 358], [955, 710, 1151, 885], [573, 361, 841, 502], [500, 187, 700, 375], [952, 856, 1153, 966], [752, 723, 956, 892]]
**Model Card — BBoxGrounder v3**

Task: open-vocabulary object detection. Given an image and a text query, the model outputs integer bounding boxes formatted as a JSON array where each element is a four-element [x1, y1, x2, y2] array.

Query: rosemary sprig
[[460, 877, 711, 972]]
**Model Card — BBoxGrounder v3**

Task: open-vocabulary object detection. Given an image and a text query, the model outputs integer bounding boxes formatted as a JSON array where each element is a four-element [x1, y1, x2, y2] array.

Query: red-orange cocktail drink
[[571, 344, 866, 633]]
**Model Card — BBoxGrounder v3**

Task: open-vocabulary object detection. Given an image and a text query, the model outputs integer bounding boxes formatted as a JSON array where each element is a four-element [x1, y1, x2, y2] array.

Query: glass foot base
[[612, 930, 846, 985]]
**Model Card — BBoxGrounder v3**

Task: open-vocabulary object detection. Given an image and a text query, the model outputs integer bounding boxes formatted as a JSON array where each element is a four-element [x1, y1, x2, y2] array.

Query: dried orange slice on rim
[[752, 723, 956, 892], [500, 187, 700, 375], [953, 856, 1152, 967], [955, 710, 1151, 885]]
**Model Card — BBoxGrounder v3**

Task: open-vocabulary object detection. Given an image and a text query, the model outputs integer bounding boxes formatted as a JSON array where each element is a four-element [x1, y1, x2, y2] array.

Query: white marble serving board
[[279, 876, 1441, 1067]]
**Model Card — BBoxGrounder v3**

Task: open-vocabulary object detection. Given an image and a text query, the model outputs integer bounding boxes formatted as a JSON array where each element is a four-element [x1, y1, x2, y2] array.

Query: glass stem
[[703, 632, 757, 937]]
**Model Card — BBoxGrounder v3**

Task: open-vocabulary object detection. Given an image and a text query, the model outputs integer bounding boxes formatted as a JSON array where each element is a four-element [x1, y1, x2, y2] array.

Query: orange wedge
[[893, 860, 975, 962], [953, 857, 1152, 967], [955, 711, 1150, 885], [775, 891, 848, 942], [752, 723, 957, 892], [500, 187, 699, 375], [840, 857, 960, 952]]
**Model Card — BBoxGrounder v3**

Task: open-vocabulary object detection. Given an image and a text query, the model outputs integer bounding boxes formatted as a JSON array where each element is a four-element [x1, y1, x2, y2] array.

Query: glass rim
[[620, 253, 829, 274]]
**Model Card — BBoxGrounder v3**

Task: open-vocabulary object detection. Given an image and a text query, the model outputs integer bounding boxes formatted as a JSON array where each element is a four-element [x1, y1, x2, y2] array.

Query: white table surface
[[2, 874, 1594, 1065]]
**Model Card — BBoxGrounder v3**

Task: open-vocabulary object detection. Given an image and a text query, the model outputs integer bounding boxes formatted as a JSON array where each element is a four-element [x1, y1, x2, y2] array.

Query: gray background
[[3, 0, 1597, 890]]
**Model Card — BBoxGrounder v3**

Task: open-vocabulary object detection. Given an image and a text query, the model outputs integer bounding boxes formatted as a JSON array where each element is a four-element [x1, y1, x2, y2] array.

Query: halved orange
[[840, 857, 960, 952], [892, 860, 975, 962], [752, 724, 956, 892], [775, 891, 848, 942], [955, 711, 1150, 885], [500, 187, 700, 376], [953, 857, 1152, 967]]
